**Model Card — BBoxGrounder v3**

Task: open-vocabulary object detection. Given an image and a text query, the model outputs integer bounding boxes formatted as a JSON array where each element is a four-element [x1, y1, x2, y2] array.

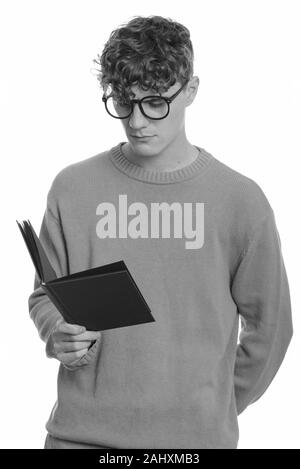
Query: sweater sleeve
[[231, 209, 293, 416], [28, 204, 69, 344]]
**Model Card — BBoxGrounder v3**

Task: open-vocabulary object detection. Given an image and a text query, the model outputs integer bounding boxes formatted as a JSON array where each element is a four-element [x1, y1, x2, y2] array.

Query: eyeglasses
[[102, 78, 190, 120]]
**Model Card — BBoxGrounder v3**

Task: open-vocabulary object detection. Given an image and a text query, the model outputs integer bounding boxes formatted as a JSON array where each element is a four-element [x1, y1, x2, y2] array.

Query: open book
[[16, 219, 155, 331]]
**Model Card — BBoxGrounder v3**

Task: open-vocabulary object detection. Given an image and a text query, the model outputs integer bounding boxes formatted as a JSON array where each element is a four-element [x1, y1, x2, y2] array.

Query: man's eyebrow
[[130, 89, 164, 98]]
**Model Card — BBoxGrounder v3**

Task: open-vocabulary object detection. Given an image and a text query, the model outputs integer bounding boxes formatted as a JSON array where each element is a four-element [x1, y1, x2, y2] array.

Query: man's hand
[[46, 319, 101, 367]]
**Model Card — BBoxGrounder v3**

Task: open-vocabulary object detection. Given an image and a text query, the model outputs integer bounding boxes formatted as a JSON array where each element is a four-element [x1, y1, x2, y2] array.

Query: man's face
[[119, 78, 198, 156]]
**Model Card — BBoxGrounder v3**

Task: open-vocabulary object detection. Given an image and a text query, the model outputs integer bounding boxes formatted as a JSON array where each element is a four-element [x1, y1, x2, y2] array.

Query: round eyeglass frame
[[102, 78, 190, 120]]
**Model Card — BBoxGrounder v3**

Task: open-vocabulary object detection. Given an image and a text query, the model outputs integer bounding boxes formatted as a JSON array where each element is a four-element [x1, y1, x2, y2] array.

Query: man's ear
[[185, 76, 200, 107]]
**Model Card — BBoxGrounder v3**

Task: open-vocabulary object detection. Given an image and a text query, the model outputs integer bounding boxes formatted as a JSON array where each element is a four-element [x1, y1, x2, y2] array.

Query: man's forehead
[[128, 81, 179, 98], [128, 86, 163, 98]]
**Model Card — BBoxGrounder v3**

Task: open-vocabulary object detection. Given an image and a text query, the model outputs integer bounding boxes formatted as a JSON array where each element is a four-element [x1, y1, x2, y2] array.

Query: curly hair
[[92, 15, 194, 103]]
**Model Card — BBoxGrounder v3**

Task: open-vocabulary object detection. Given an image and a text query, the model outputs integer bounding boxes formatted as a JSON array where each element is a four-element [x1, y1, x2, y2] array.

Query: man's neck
[[121, 139, 199, 172]]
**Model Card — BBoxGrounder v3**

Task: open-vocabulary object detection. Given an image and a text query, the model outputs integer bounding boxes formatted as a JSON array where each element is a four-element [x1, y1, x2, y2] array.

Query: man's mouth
[[131, 135, 154, 139]]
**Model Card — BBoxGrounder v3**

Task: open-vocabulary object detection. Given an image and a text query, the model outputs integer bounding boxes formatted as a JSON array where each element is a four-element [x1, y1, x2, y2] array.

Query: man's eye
[[147, 99, 164, 107]]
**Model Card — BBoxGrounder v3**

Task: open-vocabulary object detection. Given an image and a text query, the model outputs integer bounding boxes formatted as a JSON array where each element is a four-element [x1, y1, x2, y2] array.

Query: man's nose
[[128, 103, 148, 127]]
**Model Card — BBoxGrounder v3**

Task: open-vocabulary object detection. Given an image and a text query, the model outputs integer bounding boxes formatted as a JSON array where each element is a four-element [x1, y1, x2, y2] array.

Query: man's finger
[[57, 348, 88, 364], [58, 341, 92, 353], [64, 330, 101, 341], [57, 322, 86, 335]]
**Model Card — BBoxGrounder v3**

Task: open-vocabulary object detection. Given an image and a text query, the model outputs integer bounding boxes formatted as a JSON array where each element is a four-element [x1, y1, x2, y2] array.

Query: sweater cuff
[[45, 316, 65, 359], [38, 306, 64, 344]]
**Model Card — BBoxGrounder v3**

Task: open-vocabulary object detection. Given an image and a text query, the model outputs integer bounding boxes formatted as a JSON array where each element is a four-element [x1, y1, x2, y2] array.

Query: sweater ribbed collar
[[109, 142, 214, 184]]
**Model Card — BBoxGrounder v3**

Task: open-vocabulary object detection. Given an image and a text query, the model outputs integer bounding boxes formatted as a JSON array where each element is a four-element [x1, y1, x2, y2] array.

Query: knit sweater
[[28, 142, 293, 449]]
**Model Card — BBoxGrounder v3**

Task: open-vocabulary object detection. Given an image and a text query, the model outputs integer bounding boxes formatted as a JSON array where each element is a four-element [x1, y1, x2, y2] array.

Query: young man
[[29, 15, 293, 449]]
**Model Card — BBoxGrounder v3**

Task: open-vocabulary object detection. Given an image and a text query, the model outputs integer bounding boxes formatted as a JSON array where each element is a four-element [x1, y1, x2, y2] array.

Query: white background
[[1, 0, 299, 449]]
